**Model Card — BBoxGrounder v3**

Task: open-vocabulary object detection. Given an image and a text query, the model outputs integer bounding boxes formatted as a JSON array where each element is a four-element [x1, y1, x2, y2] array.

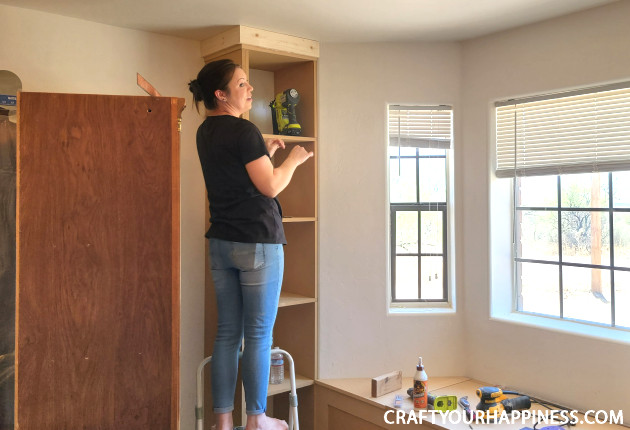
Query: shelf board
[[278, 292, 316, 307], [200, 26, 319, 63], [267, 374, 314, 397], [249, 51, 315, 72], [262, 134, 316, 143], [282, 217, 316, 223]]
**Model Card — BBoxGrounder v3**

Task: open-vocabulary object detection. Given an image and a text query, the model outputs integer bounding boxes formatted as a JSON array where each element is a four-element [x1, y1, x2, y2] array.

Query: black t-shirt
[[196, 115, 286, 244]]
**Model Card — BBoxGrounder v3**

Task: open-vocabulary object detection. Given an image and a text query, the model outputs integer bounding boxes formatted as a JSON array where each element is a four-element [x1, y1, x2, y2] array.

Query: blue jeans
[[209, 239, 284, 416]]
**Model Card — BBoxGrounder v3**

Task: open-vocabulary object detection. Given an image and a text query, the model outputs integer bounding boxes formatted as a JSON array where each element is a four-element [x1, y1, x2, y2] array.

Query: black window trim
[[390, 202, 448, 303], [514, 172, 630, 328]]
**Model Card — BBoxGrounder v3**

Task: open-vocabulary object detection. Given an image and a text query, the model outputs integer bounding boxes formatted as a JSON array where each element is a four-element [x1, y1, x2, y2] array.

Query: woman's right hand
[[287, 145, 314, 166], [246, 145, 313, 198]]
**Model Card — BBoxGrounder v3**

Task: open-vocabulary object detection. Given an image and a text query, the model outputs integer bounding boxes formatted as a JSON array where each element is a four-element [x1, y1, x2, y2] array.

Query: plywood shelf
[[248, 52, 314, 72], [262, 134, 316, 144], [278, 292, 316, 307], [282, 217, 316, 223], [267, 374, 314, 397]]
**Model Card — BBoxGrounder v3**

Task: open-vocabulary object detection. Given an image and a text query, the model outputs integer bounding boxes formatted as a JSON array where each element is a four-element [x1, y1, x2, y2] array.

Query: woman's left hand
[[265, 137, 285, 158]]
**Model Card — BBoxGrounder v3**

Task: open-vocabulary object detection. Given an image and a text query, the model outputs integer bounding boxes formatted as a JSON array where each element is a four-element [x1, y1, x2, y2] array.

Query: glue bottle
[[413, 357, 428, 410]]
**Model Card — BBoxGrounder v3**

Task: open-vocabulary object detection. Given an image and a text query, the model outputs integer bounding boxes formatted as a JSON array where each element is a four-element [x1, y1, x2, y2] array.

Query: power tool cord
[[505, 391, 575, 429], [532, 416, 572, 430]]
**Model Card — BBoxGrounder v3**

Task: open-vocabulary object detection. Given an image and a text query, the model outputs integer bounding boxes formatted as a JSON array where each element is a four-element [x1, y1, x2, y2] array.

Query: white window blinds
[[495, 82, 630, 178], [389, 105, 452, 149]]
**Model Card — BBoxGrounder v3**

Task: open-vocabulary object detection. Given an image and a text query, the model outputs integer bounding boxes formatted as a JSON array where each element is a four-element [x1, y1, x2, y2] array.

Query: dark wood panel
[[0, 112, 16, 430], [16, 92, 180, 429]]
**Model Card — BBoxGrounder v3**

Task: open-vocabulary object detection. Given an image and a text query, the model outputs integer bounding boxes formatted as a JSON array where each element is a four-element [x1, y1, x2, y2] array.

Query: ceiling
[[0, 0, 617, 43]]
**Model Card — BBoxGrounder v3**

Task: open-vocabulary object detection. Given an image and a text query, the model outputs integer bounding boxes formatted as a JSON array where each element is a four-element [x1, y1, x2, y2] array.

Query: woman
[[189, 59, 312, 430]]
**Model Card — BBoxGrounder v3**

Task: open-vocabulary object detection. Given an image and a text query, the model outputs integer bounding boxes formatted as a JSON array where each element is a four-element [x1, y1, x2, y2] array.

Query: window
[[388, 105, 452, 304], [495, 82, 630, 329]]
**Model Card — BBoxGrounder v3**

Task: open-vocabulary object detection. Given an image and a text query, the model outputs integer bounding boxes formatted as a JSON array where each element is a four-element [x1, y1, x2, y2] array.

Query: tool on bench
[[459, 396, 476, 419], [475, 386, 531, 419], [430, 394, 458, 412], [406, 388, 458, 412]]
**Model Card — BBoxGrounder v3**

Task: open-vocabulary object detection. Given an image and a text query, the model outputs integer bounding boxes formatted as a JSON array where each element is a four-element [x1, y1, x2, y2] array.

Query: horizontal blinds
[[495, 82, 630, 178], [389, 105, 452, 149]]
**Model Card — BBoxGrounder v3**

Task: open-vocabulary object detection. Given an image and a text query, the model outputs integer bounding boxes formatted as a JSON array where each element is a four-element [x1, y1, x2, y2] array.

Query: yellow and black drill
[[475, 387, 531, 420], [270, 88, 301, 136]]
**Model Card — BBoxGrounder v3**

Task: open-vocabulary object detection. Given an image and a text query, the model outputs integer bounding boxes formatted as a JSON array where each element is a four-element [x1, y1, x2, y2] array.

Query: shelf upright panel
[[200, 26, 319, 430], [200, 45, 250, 429]]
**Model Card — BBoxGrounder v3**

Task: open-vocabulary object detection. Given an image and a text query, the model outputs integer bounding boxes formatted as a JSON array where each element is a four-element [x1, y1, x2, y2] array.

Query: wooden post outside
[[591, 174, 602, 296]]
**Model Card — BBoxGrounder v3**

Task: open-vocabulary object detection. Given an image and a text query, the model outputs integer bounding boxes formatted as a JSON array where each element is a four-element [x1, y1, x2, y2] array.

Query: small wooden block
[[371, 370, 403, 398]]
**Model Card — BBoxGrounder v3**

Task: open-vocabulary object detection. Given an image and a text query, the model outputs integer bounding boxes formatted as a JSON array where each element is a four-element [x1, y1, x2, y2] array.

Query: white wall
[[318, 42, 467, 378], [0, 5, 206, 429], [319, 1, 630, 419], [461, 0, 630, 417]]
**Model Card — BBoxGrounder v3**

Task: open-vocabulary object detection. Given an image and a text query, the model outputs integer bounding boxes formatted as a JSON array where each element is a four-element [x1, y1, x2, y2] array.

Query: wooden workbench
[[315, 377, 626, 430]]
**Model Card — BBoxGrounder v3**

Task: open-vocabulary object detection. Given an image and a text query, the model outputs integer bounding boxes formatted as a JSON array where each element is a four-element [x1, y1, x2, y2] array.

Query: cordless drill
[[475, 387, 531, 420], [270, 88, 302, 136]]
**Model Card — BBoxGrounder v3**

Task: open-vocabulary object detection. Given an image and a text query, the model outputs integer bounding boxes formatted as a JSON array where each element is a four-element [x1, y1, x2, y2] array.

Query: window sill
[[388, 302, 456, 315], [491, 310, 630, 345]]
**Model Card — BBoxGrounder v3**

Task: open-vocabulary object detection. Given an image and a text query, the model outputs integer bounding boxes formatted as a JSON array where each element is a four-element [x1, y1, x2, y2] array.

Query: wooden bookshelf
[[200, 26, 319, 430]]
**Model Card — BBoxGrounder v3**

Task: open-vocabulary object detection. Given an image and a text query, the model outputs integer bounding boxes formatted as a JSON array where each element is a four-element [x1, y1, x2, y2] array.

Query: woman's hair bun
[[188, 79, 202, 98]]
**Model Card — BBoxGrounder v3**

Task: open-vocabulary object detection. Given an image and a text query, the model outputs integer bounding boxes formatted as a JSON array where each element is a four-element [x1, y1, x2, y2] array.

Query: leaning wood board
[[16, 92, 182, 430]]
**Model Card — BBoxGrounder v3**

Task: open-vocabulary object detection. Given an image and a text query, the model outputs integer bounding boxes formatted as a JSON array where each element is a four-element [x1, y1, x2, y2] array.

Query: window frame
[[490, 175, 630, 342], [514, 172, 630, 329], [491, 80, 630, 334], [387, 105, 454, 309], [390, 188, 448, 302], [390, 203, 448, 302]]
